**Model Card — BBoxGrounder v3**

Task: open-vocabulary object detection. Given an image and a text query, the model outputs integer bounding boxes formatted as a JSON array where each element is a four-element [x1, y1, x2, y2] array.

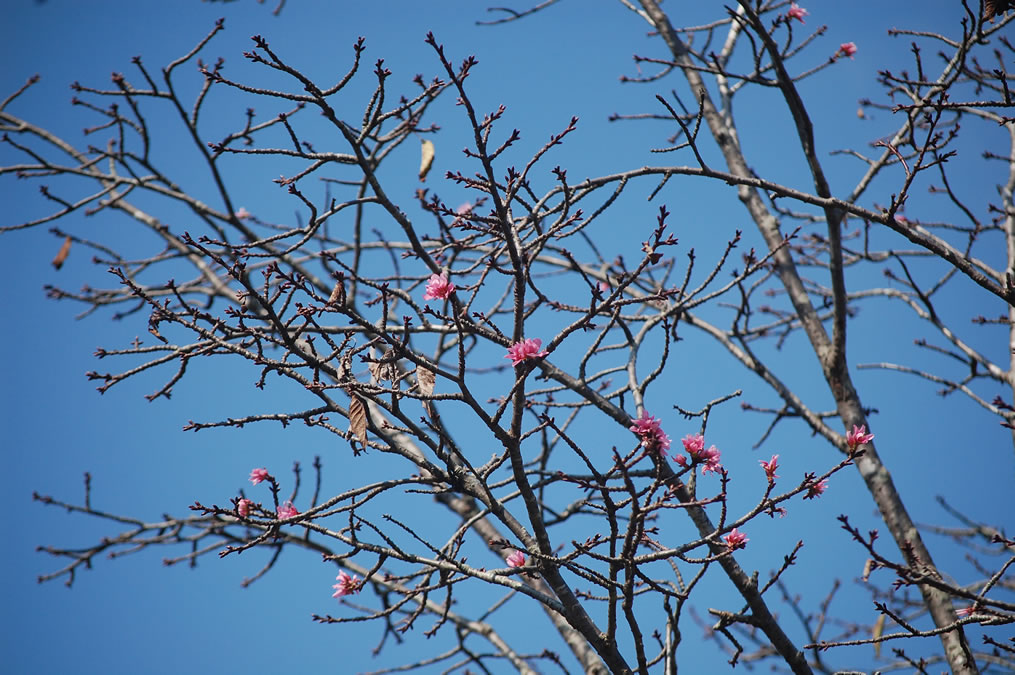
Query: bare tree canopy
[[3, 1, 1013, 673]]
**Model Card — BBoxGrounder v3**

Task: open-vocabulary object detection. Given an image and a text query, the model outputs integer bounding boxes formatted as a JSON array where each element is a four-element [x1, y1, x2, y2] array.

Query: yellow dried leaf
[[872, 613, 885, 659], [419, 138, 435, 182], [52, 236, 72, 270]]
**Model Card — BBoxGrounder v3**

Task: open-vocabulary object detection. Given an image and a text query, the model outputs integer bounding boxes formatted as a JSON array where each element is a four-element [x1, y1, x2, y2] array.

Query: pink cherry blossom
[[673, 454, 688, 468], [681, 433, 705, 456], [332, 571, 361, 598], [760, 455, 780, 482], [956, 605, 976, 618], [629, 411, 672, 454], [249, 467, 269, 485], [836, 42, 857, 59], [234, 207, 252, 220], [699, 445, 722, 475], [654, 430, 673, 454], [681, 434, 722, 474], [804, 478, 829, 499], [505, 338, 548, 366], [846, 424, 874, 451], [276, 500, 299, 519], [237, 498, 253, 517], [423, 271, 455, 301], [786, 3, 808, 23], [506, 550, 526, 568], [723, 528, 749, 550]]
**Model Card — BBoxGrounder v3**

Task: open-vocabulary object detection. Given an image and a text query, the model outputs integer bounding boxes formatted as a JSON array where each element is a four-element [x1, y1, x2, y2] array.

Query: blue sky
[[2, 2, 1012, 673]]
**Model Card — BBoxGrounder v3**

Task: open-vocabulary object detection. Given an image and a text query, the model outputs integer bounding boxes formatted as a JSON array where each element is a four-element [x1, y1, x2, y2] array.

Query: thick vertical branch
[[634, 1, 976, 671]]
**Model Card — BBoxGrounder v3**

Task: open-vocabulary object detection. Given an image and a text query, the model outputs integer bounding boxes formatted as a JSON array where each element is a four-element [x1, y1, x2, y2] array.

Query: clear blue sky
[[2, 2, 1011, 673]]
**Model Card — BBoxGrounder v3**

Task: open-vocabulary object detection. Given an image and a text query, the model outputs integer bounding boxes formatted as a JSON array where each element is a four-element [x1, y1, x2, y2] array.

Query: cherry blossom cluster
[[629, 411, 672, 454], [505, 338, 549, 366], [723, 528, 748, 551], [846, 424, 874, 451], [422, 271, 455, 301], [786, 3, 808, 22], [836, 42, 858, 59], [804, 478, 829, 500], [276, 501, 299, 519], [243, 467, 300, 519], [332, 571, 362, 598], [782, 5, 857, 61], [675, 433, 722, 475]]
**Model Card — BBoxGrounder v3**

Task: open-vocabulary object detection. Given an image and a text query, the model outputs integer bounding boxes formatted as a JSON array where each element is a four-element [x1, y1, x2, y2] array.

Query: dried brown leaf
[[327, 280, 345, 308], [338, 352, 354, 382], [52, 236, 72, 270], [368, 349, 399, 383], [984, 0, 1014, 21], [416, 365, 435, 397], [348, 392, 368, 446]]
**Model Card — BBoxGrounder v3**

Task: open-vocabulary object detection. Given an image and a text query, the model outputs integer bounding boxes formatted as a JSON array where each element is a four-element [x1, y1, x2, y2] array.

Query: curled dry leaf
[[419, 138, 435, 182], [416, 365, 436, 416], [984, 0, 1014, 21], [872, 613, 885, 659], [52, 235, 72, 270], [337, 352, 353, 382], [368, 349, 398, 383], [347, 390, 369, 446], [416, 365, 435, 397], [327, 280, 345, 308]]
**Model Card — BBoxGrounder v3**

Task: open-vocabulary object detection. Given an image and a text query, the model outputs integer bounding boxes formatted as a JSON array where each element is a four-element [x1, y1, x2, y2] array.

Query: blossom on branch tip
[[846, 424, 874, 451], [237, 498, 253, 517], [506, 550, 526, 568], [276, 500, 299, 519], [332, 571, 361, 598], [630, 410, 672, 454], [760, 455, 780, 482], [423, 271, 455, 301], [700, 445, 722, 475], [804, 478, 829, 499], [836, 42, 857, 59], [786, 3, 808, 22], [249, 467, 269, 485], [680, 433, 722, 474], [234, 207, 251, 220], [723, 528, 748, 550], [505, 338, 548, 366], [681, 433, 705, 456]]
